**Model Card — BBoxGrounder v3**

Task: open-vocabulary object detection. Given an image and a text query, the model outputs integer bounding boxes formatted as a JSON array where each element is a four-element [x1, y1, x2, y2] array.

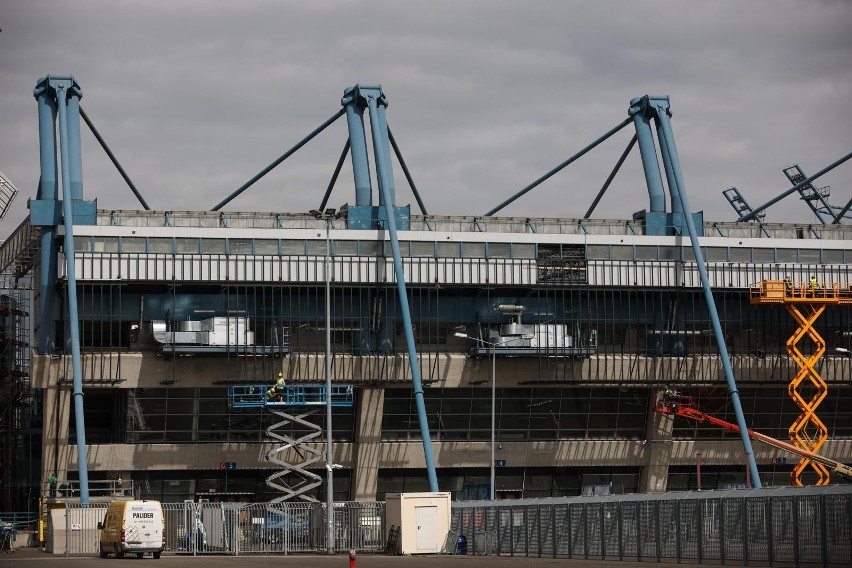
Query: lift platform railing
[[228, 385, 354, 409]]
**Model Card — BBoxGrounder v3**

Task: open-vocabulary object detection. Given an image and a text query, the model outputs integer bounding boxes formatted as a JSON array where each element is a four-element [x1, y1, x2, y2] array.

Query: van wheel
[[136, 553, 144, 558], [115, 544, 124, 559], [153, 551, 161, 559], [99, 543, 108, 558]]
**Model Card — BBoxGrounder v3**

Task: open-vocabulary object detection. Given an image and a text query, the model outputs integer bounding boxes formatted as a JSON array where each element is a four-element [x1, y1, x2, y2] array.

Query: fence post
[[64, 503, 70, 557], [566, 503, 573, 559], [766, 496, 773, 567], [792, 496, 799, 568], [471, 506, 477, 556], [675, 500, 681, 563], [848, 493, 852, 566], [720, 498, 726, 565], [600, 503, 606, 560], [697, 498, 703, 565], [509, 507, 515, 556], [496, 505, 502, 556], [551, 504, 557, 559], [637, 502, 643, 562], [820, 494, 828, 568], [583, 504, 589, 560], [742, 498, 749, 565], [655, 500, 661, 563], [537, 505, 542, 558], [617, 502, 623, 561]]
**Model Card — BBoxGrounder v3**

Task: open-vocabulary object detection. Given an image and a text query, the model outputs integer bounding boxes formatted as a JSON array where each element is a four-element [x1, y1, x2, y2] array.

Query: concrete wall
[[32, 351, 852, 501]]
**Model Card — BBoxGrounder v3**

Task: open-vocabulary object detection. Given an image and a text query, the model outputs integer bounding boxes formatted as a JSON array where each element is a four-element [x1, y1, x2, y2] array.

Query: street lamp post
[[310, 208, 342, 553], [489, 340, 497, 500], [455, 332, 528, 500]]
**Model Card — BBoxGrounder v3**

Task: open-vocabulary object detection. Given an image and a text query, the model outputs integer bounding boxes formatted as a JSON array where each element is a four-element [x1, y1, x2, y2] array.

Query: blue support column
[[374, 100, 396, 206], [51, 76, 91, 503], [365, 91, 439, 492], [342, 87, 373, 206], [655, 109, 762, 489], [66, 89, 84, 201], [629, 97, 666, 213], [34, 79, 59, 354], [650, 102, 683, 216]]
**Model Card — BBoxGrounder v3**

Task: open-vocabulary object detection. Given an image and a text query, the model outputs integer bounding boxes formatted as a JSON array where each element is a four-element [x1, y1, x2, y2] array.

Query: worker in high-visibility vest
[[810, 276, 819, 294], [267, 372, 286, 401]]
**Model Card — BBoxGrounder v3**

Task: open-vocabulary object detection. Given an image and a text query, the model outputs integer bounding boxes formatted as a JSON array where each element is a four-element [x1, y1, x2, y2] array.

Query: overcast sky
[[1, 0, 850, 241]]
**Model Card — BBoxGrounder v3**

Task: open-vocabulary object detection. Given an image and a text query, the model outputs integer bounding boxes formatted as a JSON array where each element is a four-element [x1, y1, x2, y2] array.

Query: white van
[[98, 499, 165, 559]]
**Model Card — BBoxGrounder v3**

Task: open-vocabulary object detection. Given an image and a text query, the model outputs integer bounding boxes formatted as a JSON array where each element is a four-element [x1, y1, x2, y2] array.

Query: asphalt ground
[[0, 547, 668, 567]]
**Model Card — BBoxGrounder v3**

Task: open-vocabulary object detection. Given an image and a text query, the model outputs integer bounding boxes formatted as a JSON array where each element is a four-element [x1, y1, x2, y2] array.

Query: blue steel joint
[[629, 96, 666, 213], [342, 86, 373, 206], [342, 85, 392, 206], [646, 97, 684, 216]]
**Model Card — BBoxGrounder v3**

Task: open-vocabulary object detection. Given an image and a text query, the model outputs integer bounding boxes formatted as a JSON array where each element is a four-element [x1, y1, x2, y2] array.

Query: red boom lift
[[655, 390, 852, 482]]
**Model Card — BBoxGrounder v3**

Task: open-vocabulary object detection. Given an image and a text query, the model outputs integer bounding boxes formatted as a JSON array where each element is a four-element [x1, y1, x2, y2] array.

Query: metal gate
[[60, 500, 384, 556]]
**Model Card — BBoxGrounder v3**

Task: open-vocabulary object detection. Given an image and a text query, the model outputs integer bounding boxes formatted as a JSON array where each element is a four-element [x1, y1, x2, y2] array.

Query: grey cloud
[[1, 0, 850, 238]]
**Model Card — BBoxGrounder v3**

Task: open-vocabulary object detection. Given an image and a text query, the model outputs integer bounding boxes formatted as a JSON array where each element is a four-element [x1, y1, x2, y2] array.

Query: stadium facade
[[1, 78, 851, 513]]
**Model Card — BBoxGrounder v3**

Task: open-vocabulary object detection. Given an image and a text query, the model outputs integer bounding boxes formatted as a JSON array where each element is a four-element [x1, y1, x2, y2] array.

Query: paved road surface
[[0, 547, 661, 567]]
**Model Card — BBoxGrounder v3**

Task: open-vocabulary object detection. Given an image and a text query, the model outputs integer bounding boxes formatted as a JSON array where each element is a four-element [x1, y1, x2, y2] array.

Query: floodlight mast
[[0, 170, 20, 221]]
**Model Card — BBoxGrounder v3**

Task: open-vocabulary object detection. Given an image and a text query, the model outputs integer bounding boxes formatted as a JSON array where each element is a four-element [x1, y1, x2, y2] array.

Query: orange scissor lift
[[749, 279, 852, 485]]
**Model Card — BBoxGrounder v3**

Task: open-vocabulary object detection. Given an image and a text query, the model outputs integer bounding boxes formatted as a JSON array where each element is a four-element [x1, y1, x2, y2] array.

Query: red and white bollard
[[348, 548, 357, 568]]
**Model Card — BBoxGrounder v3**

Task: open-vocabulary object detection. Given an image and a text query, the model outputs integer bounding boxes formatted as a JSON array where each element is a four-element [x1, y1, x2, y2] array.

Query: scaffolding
[[0, 220, 38, 512]]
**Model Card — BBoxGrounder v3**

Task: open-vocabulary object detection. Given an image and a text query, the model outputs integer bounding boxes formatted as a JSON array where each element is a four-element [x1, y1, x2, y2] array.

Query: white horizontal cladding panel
[[406, 258, 438, 284], [702, 263, 852, 289], [488, 259, 532, 286], [585, 261, 852, 289], [335, 257, 378, 284], [73, 254, 121, 280], [586, 261, 684, 287], [199, 255, 226, 281], [381, 258, 535, 285], [174, 255, 199, 281], [437, 259, 475, 285]]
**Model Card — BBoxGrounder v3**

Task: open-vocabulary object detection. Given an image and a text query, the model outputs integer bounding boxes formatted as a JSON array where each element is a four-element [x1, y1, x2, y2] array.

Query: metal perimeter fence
[[56, 485, 852, 565], [451, 486, 852, 566], [61, 500, 384, 556]]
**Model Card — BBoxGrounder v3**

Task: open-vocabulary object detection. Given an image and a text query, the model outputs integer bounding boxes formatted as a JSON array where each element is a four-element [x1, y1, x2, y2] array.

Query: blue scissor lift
[[228, 385, 354, 502]]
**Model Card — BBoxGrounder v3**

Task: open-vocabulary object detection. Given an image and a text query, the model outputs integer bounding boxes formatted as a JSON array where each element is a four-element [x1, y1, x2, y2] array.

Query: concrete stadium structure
[[1, 77, 851, 513]]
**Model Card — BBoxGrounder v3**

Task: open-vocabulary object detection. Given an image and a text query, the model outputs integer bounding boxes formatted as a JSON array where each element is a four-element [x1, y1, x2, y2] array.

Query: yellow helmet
[[278, 372, 283, 378]]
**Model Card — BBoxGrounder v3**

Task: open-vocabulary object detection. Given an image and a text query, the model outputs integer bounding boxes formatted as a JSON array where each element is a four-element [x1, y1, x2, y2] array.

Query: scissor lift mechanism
[[228, 385, 354, 502], [749, 280, 852, 485]]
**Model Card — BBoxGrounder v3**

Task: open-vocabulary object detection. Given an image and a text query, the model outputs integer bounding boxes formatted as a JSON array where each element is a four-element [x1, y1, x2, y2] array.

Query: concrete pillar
[[351, 388, 384, 501], [638, 402, 674, 493], [42, 384, 72, 488]]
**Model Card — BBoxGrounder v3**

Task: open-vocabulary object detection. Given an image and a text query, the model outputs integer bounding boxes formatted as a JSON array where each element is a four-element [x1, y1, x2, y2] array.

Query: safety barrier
[[451, 486, 852, 565], [55, 487, 851, 563]]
